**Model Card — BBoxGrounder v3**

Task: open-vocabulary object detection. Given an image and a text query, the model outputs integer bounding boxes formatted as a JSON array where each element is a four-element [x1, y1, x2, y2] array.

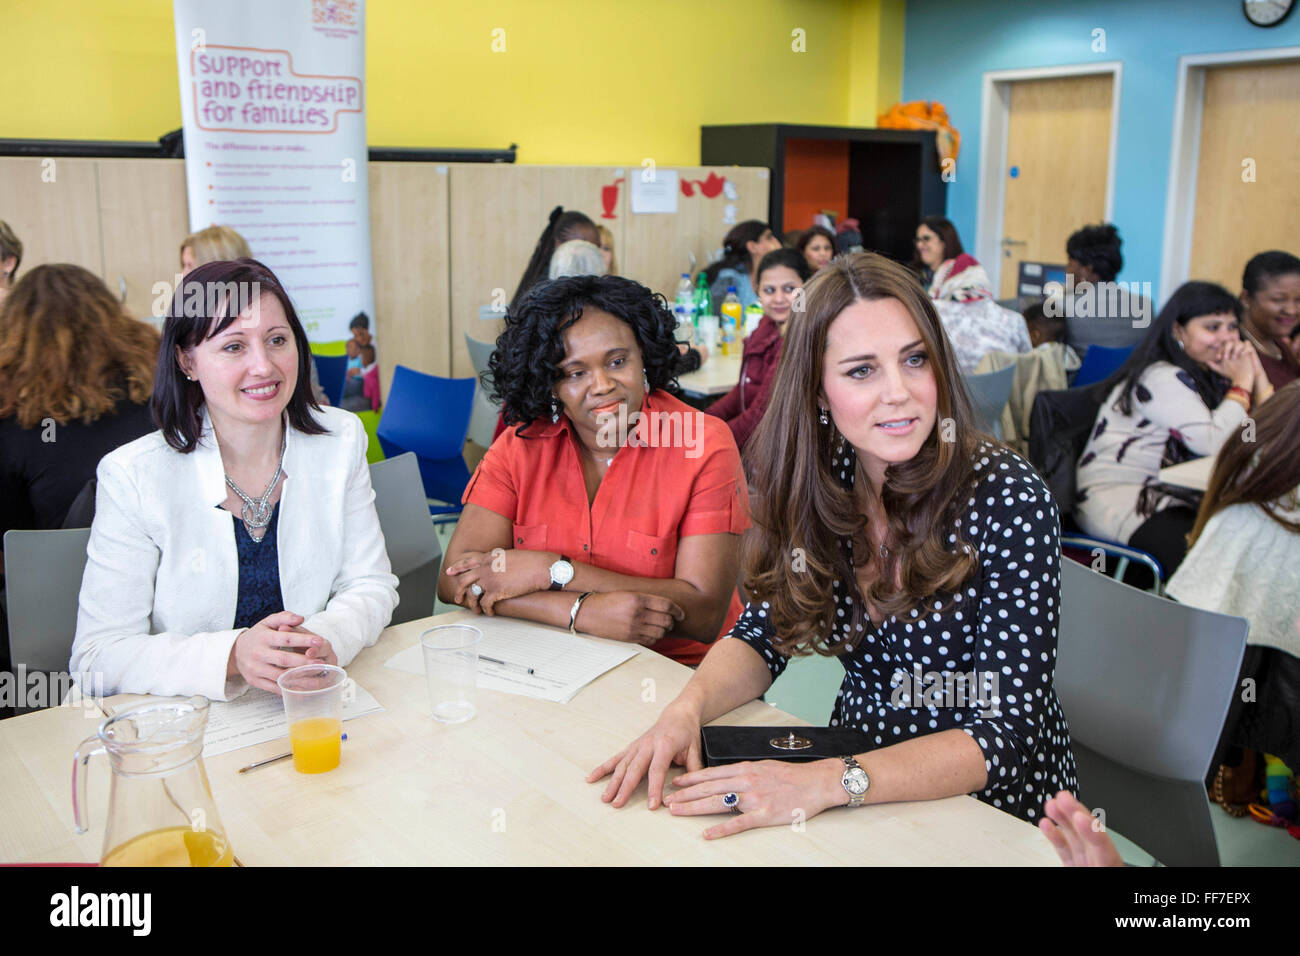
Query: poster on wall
[[173, 0, 372, 342]]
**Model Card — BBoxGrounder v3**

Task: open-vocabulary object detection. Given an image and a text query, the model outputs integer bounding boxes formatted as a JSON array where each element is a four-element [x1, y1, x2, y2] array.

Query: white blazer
[[72, 406, 398, 700]]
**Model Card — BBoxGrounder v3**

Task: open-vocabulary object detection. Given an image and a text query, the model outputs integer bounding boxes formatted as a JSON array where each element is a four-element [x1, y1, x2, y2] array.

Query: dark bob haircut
[[488, 274, 680, 434], [152, 257, 326, 452], [1066, 223, 1123, 282], [756, 247, 813, 284], [1106, 280, 1241, 417]]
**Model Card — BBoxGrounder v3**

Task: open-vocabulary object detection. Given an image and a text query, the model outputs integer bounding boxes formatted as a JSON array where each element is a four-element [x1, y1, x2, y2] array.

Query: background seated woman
[[796, 225, 837, 275], [0, 265, 158, 539], [589, 252, 1076, 835], [1075, 281, 1273, 579], [912, 216, 1031, 372], [439, 275, 749, 667], [703, 219, 782, 311], [1239, 250, 1300, 389], [1168, 381, 1300, 786], [71, 259, 398, 700], [706, 248, 810, 453]]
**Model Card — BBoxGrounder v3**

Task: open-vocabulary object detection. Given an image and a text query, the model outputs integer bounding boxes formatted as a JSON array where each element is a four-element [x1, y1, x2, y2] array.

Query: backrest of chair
[[314, 354, 348, 406], [369, 453, 442, 625], [1072, 345, 1133, 387], [464, 334, 503, 448], [1056, 560, 1248, 781], [464, 333, 497, 379], [369, 453, 441, 576], [3, 528, 92, 673], [965, 365, 1016, 436], [377, 365, 476, 460]]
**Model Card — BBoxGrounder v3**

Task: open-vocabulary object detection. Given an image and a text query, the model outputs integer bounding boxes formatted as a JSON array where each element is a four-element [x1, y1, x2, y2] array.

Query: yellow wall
[[2, 0, 904, 165]]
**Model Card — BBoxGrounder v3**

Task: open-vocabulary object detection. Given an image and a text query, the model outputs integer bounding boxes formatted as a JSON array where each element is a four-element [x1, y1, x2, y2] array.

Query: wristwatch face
[[550, 559, 575, 588], [843, 766, 869, 795]]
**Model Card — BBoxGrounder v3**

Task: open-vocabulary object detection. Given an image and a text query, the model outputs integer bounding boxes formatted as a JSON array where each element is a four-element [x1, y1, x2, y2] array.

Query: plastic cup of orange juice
[[277, 664, 347, 773]]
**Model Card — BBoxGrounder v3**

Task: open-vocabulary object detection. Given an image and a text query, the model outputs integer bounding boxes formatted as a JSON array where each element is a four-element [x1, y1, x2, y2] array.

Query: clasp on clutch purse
[[768, 731, 813, 751]]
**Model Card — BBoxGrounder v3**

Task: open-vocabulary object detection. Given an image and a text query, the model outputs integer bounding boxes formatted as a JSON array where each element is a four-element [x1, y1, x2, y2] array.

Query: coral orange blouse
[[463, 389, 749, 666]]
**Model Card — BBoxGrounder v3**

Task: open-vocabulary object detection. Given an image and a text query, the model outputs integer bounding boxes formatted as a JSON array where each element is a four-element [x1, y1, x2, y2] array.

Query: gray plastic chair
[[464, 332, 501, 448], [1055, 559, 1248, 866], [964, 365, 1016, 439], [3, 528, 92, 674], [369, 453, 442, 626]]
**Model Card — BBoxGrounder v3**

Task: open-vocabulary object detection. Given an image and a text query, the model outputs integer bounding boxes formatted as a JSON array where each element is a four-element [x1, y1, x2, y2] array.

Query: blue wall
[[901, 0, 1300, 302]]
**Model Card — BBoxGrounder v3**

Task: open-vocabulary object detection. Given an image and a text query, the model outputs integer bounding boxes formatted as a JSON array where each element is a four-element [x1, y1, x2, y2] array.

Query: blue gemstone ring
[[470, 583, 484, 597], [722, 791, 740, 811]]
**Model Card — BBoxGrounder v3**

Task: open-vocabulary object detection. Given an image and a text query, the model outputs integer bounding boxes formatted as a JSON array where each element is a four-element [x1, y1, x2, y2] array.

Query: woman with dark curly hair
[[438, 274, 750, 666], [589, 252, 1076, 836], [0, 264, 158, 542]]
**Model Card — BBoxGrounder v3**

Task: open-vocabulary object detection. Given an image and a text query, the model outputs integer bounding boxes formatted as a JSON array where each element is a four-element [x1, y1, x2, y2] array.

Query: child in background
[[341, 312, 376, 412], [1023, 299, 1067, 348]]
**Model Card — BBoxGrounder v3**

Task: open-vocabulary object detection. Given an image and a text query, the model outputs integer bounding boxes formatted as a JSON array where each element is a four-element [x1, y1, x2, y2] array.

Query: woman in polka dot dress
[[589, 251, 1077, 839]]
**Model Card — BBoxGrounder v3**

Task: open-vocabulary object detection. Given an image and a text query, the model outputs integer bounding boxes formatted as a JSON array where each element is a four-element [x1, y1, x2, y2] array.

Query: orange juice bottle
[[289, 716, 342, 773], [102, 826, 234, 867], [719, 286, 742, 357]]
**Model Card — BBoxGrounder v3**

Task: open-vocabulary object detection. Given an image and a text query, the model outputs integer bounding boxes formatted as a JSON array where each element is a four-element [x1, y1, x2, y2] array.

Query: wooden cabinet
[[700, 123, 947, 264]]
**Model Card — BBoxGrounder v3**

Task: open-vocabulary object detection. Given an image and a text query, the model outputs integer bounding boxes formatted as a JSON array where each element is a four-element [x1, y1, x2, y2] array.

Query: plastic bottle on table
[[673, 273, 696, 342], [719, 286, 742, 357], [743, 302, 763, 339], [693, 272, 712, 335]]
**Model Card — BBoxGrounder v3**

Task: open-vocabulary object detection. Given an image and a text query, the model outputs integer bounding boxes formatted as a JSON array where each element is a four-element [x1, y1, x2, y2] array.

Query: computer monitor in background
[[1017, 261, 1068, 299]]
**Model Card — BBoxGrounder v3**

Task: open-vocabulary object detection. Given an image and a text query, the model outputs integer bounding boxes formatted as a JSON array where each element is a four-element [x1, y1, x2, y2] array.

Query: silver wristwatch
[[548, 555, 575, 591], [840, 755, 870, 807]]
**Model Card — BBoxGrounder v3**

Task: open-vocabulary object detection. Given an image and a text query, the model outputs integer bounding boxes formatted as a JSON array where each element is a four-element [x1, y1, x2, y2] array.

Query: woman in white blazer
[[72, 259, 398, 700]]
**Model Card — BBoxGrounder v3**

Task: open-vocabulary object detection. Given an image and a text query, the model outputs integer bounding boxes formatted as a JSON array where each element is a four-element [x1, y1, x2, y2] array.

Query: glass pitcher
[[72, 696, 234, 866]]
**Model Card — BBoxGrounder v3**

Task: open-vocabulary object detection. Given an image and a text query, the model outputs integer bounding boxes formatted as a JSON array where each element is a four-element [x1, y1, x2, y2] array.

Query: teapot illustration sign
[[599, 172, 731, 219]]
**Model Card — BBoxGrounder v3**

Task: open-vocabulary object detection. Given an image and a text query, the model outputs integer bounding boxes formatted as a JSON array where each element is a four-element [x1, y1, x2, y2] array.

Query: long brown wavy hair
[[1188, 380, 1300, 546], [742, 251, 985, 657], [0, 264, 160, 427]]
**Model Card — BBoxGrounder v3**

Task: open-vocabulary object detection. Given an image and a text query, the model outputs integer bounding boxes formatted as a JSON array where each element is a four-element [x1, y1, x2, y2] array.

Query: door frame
[[976, 62, 1122, 296], [1160, 46, 1300, 302]]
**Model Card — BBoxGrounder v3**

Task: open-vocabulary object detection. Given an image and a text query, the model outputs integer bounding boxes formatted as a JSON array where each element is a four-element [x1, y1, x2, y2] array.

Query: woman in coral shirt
[[438, 275, 749, 667]]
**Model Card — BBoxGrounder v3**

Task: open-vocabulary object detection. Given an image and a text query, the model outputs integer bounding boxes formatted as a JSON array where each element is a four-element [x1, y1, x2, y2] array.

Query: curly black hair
[[487, 274, 682, 434], [1066, 223, 1123, 282]]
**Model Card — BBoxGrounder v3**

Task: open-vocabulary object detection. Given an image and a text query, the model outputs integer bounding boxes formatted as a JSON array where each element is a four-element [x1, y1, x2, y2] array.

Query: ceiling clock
[[1243, 0, 1295, 27]]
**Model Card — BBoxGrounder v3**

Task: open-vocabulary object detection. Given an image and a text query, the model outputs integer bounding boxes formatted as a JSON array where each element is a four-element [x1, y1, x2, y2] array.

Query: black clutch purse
[[700, 725, 873, 767]]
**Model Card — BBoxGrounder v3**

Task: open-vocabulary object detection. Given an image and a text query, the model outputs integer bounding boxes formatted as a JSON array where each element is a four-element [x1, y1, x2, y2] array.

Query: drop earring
[[643, 371, 650, 392], [551, 398, 561, 423], [1176, 337, 1185, 351], [819, 406, 829, 425]]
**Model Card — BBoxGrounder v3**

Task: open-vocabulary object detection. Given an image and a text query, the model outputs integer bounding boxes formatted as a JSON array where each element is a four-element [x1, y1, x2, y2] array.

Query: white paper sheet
[[630, 170, 679, 214], [201, 681, 383, 758], [385, 617, 637, 704]]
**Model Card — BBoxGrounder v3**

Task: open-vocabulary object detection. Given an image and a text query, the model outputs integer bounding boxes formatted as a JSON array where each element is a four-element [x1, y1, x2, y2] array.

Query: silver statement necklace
[[225, 437, 286, 543]]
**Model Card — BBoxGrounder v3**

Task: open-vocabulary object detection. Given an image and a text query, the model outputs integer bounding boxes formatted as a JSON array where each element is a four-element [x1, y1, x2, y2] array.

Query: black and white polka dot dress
[[727, 441, 1077, 823]]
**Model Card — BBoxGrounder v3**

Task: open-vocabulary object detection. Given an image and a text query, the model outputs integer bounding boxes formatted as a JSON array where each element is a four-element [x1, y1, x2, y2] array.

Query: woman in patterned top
[[1075, 281, 1274, 580], [589, 251, 1077, 836]]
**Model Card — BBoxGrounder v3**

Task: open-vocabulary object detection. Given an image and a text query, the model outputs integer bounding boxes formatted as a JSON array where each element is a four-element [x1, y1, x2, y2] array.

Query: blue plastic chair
[[313, 354, 348, 406], [1072, 345, 1133, 388], [376, 365, 477, 522], [1060, 533, 1165, 596]]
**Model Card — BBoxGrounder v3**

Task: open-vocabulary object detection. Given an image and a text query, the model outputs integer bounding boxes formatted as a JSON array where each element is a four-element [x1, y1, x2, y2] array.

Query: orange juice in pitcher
[[102, 826, 234, 867]]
